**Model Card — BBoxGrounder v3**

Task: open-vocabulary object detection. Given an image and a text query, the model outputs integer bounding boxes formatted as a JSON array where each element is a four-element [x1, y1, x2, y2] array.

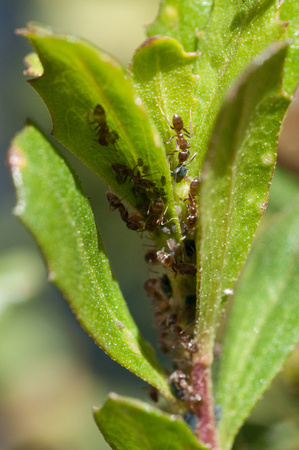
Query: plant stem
[[192, 363, 219, 450]]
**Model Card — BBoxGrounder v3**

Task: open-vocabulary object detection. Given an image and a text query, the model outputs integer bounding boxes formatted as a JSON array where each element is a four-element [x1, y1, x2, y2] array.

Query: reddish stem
[[192, 363, 219, 449]]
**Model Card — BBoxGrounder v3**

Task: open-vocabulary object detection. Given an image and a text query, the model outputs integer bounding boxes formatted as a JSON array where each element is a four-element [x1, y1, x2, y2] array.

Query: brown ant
[[185, 194, 197, 230], [105, 156, 157, 189], [106, 192, 128, 222], [156, 102, 191, 153], [88, 104, 119, 151], [156, 101, 197, 171], [106, 192, 145, 231], [145, 198, 170, 231], [156, 247, 197, 276], [144, 249, 158, 265], [126, 211, 145, 232], [189, 176, 200, 197], [104, 156, 132, 184], [183, 177, 200, 230]]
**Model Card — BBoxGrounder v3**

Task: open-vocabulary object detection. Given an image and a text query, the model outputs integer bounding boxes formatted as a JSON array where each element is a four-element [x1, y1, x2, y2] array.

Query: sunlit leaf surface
[[216, 195, 299, 450], [196, 44, 290, 363], [94, 393, 208, 450], [8, 122, 173, 399]]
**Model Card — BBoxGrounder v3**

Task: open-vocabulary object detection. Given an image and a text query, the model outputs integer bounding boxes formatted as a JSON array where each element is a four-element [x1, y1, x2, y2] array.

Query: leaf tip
[[23, 52, 44, 77], [108, 392, 118, 401], [15, 22, 53, 38]]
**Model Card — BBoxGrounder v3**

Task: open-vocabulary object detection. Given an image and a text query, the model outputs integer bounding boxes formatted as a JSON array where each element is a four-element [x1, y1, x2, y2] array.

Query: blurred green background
[[1, 1, 299, 449]]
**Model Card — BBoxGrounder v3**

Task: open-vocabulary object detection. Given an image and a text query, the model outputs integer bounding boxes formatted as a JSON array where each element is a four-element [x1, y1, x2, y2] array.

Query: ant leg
[[182, 107, 193, 137], [155, 98, 173, 128], [165, 134, 177, 145], [184, 152, 198, 166]]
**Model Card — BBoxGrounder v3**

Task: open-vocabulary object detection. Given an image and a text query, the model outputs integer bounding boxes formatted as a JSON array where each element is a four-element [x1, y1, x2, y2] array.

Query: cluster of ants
[[88, 102, 201, 426], [144, 274, 201, 418]]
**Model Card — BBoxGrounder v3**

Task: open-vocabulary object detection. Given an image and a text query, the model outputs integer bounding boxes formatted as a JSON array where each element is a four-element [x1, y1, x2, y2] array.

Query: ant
[[106, 192, 128, 222], [156, 102, 191, 154], [184, 177, 200, 230], [156, 100, 197, 171], [129, 157, 159, 189], [146, 198, 170, 231], [88, 104, 119, 151], [106, 192, 145, 232], [189, 176, 200, 197], [104, 156, 132, 184], [156, 247, 197, 276], [105, 156, 157, 189]]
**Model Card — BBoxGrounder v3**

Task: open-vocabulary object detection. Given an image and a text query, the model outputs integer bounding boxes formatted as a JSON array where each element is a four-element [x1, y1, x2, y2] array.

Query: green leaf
[[129, 36, 198, 201], [191, 0, 296, 173], [147, 0, 213, 52], [216, 194, 299, 450], [0, 248, 45, 314], [195, 43, 291, 364], [7, 122, 173, 399], [18, 23, 177, 231], [93, 393, 208, 450], [281, 0, 299, 93], [267, 165, 299, 215]]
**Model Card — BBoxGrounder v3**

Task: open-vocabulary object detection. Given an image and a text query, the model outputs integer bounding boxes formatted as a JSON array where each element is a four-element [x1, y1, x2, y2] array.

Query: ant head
[[172, 114, 184, 131], [93, 104, 106, 122]]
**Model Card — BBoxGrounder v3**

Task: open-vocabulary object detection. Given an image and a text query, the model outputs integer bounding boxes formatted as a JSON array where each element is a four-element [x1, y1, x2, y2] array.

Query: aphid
[[147, 187, 167, 202], [214, 404, 222, 423], [130, 171, 157, 190], [184, 412, 198, 431], [135, 156, 150, 175], [172, 164, 188, 183]]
